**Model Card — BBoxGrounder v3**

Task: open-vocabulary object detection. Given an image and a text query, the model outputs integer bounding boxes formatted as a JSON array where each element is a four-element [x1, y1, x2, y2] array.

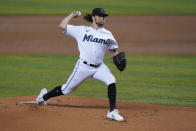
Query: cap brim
[[97, 13, 108, 17]]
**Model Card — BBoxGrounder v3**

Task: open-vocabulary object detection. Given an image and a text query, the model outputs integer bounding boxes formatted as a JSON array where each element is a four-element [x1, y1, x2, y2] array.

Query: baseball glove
[[113, 52, 127, 72]]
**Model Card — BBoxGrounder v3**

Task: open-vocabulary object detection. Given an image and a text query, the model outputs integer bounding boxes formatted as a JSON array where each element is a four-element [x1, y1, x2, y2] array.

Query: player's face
[[93, 15, 106, 27]]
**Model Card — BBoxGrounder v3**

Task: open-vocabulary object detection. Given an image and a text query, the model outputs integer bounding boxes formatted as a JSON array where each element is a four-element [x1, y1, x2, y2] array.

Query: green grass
[[0, 0, 196, 15], [0, 55, 196, 106]]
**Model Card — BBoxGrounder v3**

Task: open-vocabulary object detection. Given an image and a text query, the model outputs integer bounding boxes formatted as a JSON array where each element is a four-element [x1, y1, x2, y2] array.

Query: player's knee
[[106, 76, 116, 86]]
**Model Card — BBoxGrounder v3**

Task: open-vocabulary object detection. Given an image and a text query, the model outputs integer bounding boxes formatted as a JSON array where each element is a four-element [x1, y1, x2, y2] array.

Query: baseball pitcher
[[36, 8, 126, 122]]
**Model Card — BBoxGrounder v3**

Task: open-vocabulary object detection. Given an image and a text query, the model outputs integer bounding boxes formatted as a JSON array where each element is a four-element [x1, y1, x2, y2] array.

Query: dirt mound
[[0, 96, 196, 131]]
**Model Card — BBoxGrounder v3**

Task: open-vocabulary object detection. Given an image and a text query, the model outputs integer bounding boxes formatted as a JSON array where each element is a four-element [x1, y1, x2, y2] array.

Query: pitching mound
[[0, 96, 196, 131]]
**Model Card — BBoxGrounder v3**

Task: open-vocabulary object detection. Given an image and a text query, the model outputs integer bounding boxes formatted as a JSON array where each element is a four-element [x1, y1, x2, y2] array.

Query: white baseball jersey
[[63, 25, 118, 65], [61, 24, 118, 94]]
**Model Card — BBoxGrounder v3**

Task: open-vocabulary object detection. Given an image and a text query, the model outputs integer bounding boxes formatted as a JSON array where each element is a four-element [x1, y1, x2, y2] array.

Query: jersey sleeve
[[107, 33, 119, 50], [62, 24, 83, 39]]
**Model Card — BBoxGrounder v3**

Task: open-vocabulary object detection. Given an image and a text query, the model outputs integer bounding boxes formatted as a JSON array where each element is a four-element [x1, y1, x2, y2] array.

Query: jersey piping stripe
[[65, 24, 68, 34], [62, 61, 80, 92], [62, 24, 68, 34]]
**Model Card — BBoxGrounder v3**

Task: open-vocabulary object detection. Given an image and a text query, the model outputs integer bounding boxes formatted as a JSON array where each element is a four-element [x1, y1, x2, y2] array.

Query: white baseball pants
[[61, 59, 116, 95]]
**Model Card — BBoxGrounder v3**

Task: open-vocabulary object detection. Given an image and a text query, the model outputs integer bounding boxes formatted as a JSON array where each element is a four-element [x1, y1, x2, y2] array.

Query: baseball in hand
[[77, 11, 81, 16]]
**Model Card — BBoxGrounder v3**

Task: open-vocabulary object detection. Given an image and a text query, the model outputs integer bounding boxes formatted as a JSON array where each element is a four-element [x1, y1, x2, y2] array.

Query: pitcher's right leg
[[61, 60, 92, 95], [36, 60, 92, 104]]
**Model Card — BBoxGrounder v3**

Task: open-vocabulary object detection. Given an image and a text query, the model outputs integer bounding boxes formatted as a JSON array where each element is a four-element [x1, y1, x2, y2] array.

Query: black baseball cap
[[92, 8, 108, 17]]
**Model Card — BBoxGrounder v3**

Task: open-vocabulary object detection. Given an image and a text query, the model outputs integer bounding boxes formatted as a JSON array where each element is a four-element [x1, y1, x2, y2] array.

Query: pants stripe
[[62, 61, 80, 92]]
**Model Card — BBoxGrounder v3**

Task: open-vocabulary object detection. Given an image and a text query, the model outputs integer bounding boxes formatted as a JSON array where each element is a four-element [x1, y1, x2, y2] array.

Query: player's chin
[[97, 22, 104, 27]]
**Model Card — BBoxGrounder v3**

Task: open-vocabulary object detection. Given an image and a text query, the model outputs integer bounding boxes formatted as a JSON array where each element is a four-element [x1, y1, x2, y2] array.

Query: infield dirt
[[0, 96, 196, 131], [0, 16, 196, 131], [0, 16, 196, 54]]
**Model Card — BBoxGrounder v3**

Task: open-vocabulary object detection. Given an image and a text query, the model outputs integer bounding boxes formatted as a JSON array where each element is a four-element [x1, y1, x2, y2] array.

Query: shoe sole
[[107, 116, 124, 122]]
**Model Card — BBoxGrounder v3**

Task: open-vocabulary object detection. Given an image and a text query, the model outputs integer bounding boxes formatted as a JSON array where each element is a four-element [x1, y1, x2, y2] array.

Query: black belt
[[83, 61, 101, 68]]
